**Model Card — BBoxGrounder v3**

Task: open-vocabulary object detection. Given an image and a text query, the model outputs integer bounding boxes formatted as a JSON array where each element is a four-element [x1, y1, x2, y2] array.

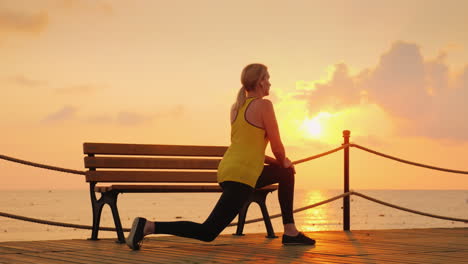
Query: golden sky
[[1, 0, 468, 190]]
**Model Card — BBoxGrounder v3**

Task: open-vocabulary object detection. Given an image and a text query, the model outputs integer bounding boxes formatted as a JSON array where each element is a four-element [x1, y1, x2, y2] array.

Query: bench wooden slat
[[84, 143, 227, 156], [95, 184, 278, 193], [86, 171, 218, 183], [84, 157, 221, 169]]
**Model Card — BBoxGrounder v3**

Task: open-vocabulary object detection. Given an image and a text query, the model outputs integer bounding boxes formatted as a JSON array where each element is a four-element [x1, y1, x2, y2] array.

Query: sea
[[1, 189, 467, 242]]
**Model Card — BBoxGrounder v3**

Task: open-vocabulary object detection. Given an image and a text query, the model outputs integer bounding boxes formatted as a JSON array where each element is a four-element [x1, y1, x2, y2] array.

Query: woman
[[126, 63, 315, 250]]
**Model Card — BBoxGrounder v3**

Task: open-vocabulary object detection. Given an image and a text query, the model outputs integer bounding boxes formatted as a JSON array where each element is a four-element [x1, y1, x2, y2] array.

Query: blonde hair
[[232, 63, 268, 114]]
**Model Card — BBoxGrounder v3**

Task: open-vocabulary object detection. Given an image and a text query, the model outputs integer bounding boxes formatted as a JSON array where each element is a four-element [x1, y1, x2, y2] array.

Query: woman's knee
[[197, 223, 224, 242], [199, 230, 220, 242], [279, 167, 295, 184]]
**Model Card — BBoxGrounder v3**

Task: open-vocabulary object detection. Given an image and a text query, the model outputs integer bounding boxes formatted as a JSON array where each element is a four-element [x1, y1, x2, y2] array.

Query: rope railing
[[0, 193, 353, 232], [0, 154, 85, 175], [1, 132, 468, 234], [228, 192, 353, 227], [1, 191, 466, 232], [2, 142, 466, 176], [292, 144, 349, 165], [351, 144, 468, 175], [0, 211, 127, 232], [352, 191, 468, 223]]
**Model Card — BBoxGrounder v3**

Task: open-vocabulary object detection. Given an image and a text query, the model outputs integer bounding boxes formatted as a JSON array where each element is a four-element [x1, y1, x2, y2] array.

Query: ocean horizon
[[1, 189, 467, 242]]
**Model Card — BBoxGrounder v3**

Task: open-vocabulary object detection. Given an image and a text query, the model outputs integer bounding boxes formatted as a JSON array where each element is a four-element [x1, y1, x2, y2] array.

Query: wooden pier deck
[[1, 228, 467, 263]]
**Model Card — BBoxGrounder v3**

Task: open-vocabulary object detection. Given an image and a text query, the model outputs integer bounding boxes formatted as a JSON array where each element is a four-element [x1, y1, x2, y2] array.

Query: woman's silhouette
[[127, 64, 315, 250]]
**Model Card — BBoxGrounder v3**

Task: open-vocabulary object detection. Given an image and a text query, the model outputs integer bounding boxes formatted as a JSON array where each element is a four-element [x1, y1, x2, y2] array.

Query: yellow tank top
[[217, 97, 268, 188]]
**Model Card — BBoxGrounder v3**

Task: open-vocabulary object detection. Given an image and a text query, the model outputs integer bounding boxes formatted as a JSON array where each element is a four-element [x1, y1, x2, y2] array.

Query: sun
[[301, 117, 323, 139], [299, 112, 333, 140]]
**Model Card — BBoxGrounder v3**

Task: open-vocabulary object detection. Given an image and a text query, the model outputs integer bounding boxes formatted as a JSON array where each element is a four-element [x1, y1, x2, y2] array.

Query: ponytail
[[232, 86, 246, 114]]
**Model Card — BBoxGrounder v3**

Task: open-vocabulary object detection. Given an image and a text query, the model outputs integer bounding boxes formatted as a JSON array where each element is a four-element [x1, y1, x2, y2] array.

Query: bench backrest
[[84, 143, 228, 183]]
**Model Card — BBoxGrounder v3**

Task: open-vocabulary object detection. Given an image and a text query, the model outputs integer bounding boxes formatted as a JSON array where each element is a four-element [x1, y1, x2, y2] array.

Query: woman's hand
[[282, 157, 296, 174]]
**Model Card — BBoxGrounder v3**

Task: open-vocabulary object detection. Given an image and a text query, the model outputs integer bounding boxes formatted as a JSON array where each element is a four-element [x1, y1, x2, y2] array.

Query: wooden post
[[343, 130, 350, 231]]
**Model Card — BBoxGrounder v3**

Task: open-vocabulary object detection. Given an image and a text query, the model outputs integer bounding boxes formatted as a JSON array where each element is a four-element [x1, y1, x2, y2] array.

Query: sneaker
[[126, 217, 147, 250], [282, 232, 316, 245]]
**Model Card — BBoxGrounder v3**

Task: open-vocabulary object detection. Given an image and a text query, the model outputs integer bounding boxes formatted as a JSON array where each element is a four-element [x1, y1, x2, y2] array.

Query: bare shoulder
[[257, 99, 274, 114], [257, 98, 274, 108]]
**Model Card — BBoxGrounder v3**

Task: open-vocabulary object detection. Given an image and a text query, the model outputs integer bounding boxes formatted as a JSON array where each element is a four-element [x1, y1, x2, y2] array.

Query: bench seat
[[95, 184, 278, 193]]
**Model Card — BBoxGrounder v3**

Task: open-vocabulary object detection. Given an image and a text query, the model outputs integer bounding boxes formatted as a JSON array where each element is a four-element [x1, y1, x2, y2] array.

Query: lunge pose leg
[[127, 63, 315, 250]]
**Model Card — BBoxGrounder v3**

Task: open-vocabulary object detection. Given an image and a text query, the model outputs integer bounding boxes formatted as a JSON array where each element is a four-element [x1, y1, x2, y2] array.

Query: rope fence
[[292, 144, 349, 165], [228, 192, 353, 227], [1, 135, 468, 233], [0, 211, 126, 232], [351, 144, 468, 175], [2, 142, 467, 176], [352, 191, 468, 223], [0, 154, 85, 175], [1, 190, 466, 232]]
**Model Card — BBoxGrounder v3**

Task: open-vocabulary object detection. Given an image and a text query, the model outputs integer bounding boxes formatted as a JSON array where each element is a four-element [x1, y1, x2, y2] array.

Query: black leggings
[[153, 165, 295, 242]]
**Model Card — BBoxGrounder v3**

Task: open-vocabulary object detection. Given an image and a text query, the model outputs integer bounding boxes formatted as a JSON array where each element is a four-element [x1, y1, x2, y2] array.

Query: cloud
[[293, 41, 468, 141], [426, 65, 468, 140], [55, 84, 102, 94], [87, 105, 186, 126], [41, 105, 77, 124], [0, 1, 112, 41], [54, 0, 113, 15], [165, 105, 185, 119], [4, 76, 105, 97], [7, 75, 48, 87], [41, 106, 153, 126], [116, 111, 150, 126], [295, 63, 362, 114], [86, 112, 150, 126], [366, 42, 434, 120], [0, 10, 49, 35]]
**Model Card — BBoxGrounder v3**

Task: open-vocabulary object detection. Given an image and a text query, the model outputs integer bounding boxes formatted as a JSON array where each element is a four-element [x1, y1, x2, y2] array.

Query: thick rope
[[0, 193, 351, 231], [292, 144, 349, 165], [1, 143, 467, 232], [2, 191, 467, 231], [351, 144, 468, 175], [0, 144, 347, 174], [0, 211, 128, 232], [352, 191, 468, 223], [0, 154, 85, 175], [2, 142, 467, 175], [227, 192, 352, 226]]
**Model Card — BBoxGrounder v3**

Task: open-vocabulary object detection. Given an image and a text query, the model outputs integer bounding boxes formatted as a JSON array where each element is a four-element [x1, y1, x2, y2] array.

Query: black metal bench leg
[[90, 199, 105, 240], [233, 201, 251, 236], [253, 191, 277, 238], [91, 203, 104, 240], [258, 200, 277, 238], [106, 192, 125, 243], [89, 183, 105, 241]]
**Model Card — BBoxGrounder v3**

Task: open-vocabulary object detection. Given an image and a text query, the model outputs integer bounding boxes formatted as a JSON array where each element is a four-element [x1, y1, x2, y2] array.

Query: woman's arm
[[265, 155, 279, 165], [261, 99, 287, 167]]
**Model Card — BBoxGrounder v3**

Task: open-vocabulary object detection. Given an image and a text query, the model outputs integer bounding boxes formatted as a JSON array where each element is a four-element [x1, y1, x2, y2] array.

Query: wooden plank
[[20, 252, 105, 264], [85, 170, 218, 183], [94, 184, 278, 193], [83, 143, 227, 156], [84, 157, 221, 169], [2, 228, 467, 263], [0, 253, 69, 264]]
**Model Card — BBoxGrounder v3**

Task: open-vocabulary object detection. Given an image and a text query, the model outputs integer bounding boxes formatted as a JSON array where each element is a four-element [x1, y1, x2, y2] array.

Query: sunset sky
[[1, 0, 468, 190]]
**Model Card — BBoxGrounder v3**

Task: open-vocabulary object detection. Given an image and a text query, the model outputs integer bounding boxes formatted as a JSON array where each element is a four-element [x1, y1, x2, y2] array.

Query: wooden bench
[[83, 143, 279, 243]]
